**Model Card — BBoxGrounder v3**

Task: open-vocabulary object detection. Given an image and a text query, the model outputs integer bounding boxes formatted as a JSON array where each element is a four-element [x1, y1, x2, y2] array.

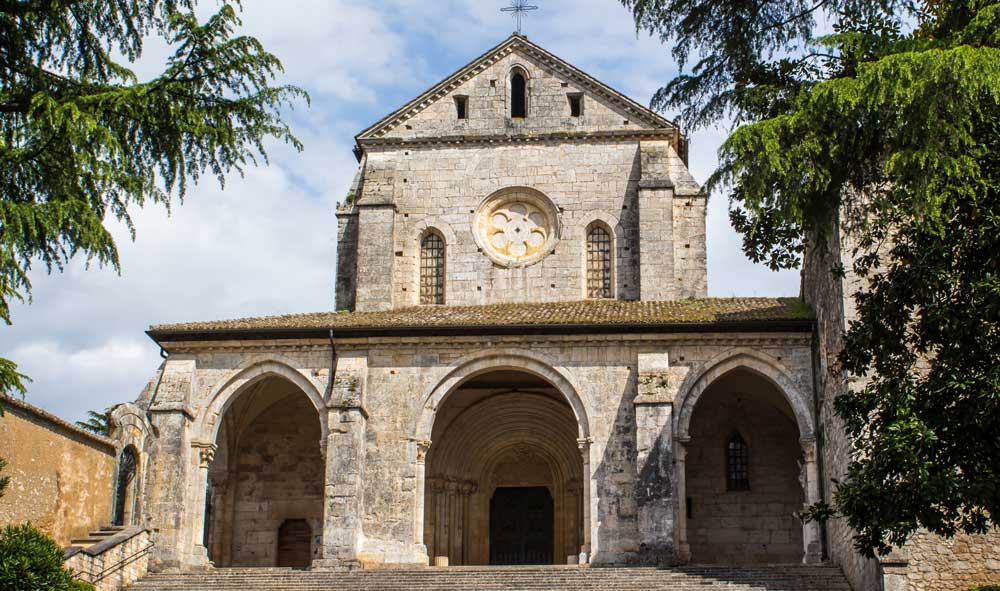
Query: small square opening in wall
[[568, 94, 583, 117], [455, 95, 469, 120]]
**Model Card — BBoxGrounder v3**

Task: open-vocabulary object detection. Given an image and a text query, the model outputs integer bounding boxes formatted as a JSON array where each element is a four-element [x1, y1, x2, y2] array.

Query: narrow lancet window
[[420, 232, 446, 305], [511, 72, 527, 118], [455, 96, 468, 120], [726, 433, 751, 491], [586, 225, 613, 299]]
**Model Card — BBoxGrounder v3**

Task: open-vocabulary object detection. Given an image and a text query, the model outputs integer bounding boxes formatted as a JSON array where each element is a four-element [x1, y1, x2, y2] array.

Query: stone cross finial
[[501, 0, 539, 34]]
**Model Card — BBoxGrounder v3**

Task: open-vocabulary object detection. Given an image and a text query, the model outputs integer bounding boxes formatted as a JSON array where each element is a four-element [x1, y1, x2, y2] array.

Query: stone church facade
[[106, 34, 1000, 590]]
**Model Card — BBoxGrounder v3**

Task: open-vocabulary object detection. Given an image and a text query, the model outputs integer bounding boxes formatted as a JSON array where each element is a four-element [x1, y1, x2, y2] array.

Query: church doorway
[[204, 376, 324, 567], [685, 368, 805, 564], [424, 369, 584, 566], [489, 487, 554, 565]]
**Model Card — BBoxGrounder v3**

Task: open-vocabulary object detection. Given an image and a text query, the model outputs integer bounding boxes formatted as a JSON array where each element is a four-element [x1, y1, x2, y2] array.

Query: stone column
[[634, 351, 680, 566], [188, 442, 216, 566], [577, 437, 593, 564], [315, 401, 367, 570], [800, 438, 824, 564], [635, 396, 675, 566], [414, 440, 431, 561], [674, 438, 691, 564]]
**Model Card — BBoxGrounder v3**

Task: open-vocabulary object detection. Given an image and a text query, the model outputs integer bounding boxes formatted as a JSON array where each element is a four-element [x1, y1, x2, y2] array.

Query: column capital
[[576, 437, 593, 452], [415, 440, 432, 464], [191, 441, 217, 469]]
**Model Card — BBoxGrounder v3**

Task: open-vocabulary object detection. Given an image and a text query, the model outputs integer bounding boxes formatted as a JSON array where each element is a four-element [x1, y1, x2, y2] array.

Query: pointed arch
[[198, 358, 328, 444], [675, 349, 814, 442], [415, 348, 591, 442]]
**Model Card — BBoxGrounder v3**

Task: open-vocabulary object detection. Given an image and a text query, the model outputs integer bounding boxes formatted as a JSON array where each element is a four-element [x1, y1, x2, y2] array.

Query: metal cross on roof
[[501, 0, 539, 34]]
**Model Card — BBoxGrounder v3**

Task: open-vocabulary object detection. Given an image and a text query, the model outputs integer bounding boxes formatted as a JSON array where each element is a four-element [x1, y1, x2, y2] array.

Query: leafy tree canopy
[[0, 1, 306, 396], [624, 0, 1000, 556]]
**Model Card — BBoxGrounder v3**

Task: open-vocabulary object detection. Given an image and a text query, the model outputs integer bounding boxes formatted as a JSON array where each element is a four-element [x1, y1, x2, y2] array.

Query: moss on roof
[[149, 298, 813, 336]]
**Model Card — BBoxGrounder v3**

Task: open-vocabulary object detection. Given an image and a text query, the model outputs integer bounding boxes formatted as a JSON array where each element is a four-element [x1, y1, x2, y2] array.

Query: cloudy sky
[[3, 0, 799, 424]]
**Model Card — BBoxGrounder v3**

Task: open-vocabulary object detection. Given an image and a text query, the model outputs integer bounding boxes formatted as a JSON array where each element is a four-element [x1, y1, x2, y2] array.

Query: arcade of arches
[[423, 370, 585, 566], [205, 376, 324, 568]]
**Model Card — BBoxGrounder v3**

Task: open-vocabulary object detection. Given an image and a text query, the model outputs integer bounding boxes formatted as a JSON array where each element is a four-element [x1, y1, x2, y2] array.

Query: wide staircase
[[128, 565, 851, 591]]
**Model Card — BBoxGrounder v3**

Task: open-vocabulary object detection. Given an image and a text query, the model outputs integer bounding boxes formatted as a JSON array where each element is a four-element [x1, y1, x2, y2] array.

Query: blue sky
[[2, 0, 799, 424]]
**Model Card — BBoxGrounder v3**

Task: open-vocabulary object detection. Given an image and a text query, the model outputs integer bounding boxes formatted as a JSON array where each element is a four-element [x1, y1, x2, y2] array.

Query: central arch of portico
[[414, 353, 592, 566]]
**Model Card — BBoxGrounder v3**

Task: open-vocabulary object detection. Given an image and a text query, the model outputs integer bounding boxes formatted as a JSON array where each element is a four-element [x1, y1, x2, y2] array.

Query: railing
[[65, 527, 153, 591], [71, 541, 155, 585]]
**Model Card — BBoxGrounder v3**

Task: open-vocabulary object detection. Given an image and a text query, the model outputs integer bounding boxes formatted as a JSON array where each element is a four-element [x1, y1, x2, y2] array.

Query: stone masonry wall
[[803, 222, 1000, 591], [344, 139, 706, 311], [685, 374, 805, 565], [142, 332, 813, 569], [0, 396, 116, 546], [66, 527, 152, 591], [227, 395, 324, 567], [378, 46, 655, 140]]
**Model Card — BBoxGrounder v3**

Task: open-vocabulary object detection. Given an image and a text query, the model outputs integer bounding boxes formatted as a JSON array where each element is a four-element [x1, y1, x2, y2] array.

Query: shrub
[[0, 523, 74, 591], [969, 587, 1000, 591], [69, 580, 96, 591]]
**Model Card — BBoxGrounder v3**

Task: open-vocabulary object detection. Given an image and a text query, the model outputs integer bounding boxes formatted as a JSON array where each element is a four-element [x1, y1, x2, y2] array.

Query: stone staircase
[[128, 565, 852, 591], [68, 525, 127, 551]]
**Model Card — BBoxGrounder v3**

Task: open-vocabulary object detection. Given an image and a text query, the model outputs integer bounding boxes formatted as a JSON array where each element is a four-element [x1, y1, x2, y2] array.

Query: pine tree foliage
[[624, 0, 1000, 556], [0, 1, 306, 396], [75, 409, 110, 437]]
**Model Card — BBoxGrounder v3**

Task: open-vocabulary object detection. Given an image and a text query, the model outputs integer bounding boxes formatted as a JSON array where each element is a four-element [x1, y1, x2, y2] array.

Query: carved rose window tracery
[[474, 188, 559, 267]]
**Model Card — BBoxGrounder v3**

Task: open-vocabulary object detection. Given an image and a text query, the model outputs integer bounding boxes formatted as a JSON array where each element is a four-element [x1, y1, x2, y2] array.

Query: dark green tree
[[75, 409, 110, 437], [0, 1, 306, 396], [624, 0, 1000, 556]]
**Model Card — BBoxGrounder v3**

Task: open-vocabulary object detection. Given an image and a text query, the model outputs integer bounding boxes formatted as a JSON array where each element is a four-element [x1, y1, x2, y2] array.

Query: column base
[[312, 558, 362, 571]]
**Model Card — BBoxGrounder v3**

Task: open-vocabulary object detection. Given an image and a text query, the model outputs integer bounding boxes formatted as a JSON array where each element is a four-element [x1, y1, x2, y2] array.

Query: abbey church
[[88, 33, 1000, 591]]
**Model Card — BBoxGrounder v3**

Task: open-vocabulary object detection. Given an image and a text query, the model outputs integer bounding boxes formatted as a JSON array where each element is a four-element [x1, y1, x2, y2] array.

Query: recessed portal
[[490, 487, 554, 565], [277, 519, 312, 568], [424, 369, 583, 566], [205, 376, 323, 567]]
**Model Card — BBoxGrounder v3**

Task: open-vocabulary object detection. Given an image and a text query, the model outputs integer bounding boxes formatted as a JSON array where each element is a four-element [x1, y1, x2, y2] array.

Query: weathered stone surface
[[0, 396, 116, 546]]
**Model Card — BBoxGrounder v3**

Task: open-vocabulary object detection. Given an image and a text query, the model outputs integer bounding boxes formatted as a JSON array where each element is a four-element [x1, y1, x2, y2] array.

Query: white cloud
[[3, 0, 799, 424]]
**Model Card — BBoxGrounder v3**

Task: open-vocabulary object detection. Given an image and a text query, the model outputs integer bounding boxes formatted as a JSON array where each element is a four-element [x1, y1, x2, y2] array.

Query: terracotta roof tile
[[149, 298, 813, 337]]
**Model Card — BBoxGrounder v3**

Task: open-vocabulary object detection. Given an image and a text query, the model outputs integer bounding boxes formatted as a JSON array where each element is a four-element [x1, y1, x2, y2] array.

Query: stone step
[[127, 565, 851, 591]]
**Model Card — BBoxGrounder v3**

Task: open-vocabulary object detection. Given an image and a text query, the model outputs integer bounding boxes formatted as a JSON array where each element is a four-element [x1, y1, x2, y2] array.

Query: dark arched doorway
[[424, 370, 583, 566], [685, 368, 805, 564], [205, 376, 323, 567]]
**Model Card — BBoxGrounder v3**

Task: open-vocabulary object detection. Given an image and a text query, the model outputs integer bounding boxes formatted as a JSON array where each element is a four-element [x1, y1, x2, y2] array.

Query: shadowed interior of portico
[[424, 370, 584, 566], [205, 376, 324, 568]]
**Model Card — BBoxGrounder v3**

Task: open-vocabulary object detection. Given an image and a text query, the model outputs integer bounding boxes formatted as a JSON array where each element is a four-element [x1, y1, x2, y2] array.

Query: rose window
[[474, 188, 559, 267]]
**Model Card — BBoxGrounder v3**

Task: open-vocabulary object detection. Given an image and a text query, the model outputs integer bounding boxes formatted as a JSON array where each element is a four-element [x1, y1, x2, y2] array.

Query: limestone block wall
[[342, 139, 707, 311], [685, 375, 805, 564], [900, 531, 1000, 590], [0, 396, 116, 546], [139, 333, 814, 570], [377, 47, 655, 140]]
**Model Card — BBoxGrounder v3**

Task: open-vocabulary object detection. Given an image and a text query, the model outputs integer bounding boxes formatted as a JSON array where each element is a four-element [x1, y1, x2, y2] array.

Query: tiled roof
[[149, 298, 813, 340]]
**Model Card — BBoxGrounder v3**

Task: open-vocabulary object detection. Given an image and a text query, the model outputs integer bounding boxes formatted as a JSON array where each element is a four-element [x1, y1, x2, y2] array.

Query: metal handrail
[[71, 540, 155, 585]]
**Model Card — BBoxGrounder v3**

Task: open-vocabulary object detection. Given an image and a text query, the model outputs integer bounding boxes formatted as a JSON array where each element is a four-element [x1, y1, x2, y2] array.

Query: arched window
[[726, 433, 750, 491], [112, 446, 139, 526], [511, 71, 527, 118], [586, 225, 613, 299], [420, 232, 446, 305]]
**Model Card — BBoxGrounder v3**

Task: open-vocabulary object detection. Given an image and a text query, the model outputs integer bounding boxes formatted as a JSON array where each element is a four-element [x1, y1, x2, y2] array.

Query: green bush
[[969, 587, 1000, 591], [69, 580, 96, 591], [0, 523, 74, 591]]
